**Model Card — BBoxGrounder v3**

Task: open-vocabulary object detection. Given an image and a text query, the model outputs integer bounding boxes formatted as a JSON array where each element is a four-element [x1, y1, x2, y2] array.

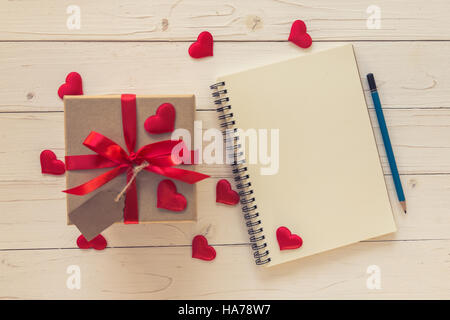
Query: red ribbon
[[64, 94, 209, 224]]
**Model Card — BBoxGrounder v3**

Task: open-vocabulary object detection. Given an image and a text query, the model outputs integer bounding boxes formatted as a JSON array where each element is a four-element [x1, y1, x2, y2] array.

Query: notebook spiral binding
[[210, 81, 271, 265]]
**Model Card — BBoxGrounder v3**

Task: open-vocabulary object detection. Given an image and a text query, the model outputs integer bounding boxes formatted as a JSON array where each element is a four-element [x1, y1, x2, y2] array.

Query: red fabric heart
[[40, 150, 66, 175], [144, 103, 176, 134], [276, 226, 303, 251], [192, 235, 216, 261], [216, 179, 240, 205], [157, 179, 187, 211], [58, 72, 83, 99], [76, 234, 107, 250], [288, 20, 312, 49], [188, 31, 214, 59]]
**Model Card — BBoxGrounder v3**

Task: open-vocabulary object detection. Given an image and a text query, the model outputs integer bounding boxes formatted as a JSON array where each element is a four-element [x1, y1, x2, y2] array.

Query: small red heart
[[192, 235, 216, 261], [157, 179, 187, 212], [40, 150, 66, 175], [144, 103, 176, 134], [76, 234, 107, 250], [276, 226, 303, 251], [216, 179, 240, 205], [188, 31, 214, 59], [58, 72, 83, 99], [288, 20, 312, 49]]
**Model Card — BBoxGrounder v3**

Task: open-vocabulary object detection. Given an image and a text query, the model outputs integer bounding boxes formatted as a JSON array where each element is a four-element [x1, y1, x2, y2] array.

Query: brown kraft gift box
[[64, 95, 199, 231]]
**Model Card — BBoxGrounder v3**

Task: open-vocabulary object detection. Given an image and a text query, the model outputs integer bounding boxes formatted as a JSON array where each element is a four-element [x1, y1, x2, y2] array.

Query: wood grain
[[1, 172, 449, 250], [1, 241, 449, 299], [1, 0, 449, 41], [1, 42, 450, 112], [2, 109, 450, 183], [1, 0, 449, 300], [0, 112, 449, 249]]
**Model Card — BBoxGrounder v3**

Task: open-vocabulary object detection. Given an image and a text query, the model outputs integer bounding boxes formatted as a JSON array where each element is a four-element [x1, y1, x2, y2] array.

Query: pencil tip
[[400, 201, 407, 214]]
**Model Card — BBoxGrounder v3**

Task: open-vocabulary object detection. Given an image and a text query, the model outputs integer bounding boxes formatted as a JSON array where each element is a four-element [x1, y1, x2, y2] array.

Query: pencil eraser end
[[367, 73, 377, 91]]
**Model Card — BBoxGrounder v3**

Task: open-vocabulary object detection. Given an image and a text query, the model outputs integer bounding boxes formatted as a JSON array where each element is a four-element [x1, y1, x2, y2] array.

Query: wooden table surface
[[0, 0, 449, 299]]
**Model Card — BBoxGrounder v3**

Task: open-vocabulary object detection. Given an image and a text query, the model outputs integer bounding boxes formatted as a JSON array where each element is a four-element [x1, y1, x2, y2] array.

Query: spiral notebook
[[211, 44, 396, 267]]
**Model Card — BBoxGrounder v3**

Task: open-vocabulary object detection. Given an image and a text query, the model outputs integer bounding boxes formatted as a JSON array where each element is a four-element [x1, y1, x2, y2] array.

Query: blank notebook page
[[217, 44, 396, 267]]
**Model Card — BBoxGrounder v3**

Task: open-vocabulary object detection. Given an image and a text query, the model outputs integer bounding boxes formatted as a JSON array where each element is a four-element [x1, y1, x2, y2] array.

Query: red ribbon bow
[[64, 94, 209, 223]]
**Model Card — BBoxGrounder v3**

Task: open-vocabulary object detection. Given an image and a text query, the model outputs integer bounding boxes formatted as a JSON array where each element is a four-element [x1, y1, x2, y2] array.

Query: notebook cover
[[217, 44, 396, 267]]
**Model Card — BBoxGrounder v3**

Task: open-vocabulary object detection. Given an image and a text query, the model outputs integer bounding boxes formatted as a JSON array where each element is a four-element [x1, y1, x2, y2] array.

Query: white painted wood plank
[[2, 173, 449, 249], [1, 109, 450, 183], [0, 42, 449, 112], [0, 177, 248, 249], [1, 0, 449, 41], [0, 110, 449, 249], [0, 0, 447, 301], [0, 241, 449, 299]]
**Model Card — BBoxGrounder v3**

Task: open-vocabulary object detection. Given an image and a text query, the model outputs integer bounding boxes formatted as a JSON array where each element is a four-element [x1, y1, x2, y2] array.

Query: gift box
[[64, 94, 208, 239]]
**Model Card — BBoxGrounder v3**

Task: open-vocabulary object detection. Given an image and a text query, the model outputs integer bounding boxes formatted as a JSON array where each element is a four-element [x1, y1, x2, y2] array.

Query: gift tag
[[68, 190, 125, 241]]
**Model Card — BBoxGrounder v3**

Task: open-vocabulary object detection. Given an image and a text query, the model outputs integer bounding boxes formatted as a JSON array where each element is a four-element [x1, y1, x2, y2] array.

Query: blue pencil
[[367, 73, 407, 213]]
